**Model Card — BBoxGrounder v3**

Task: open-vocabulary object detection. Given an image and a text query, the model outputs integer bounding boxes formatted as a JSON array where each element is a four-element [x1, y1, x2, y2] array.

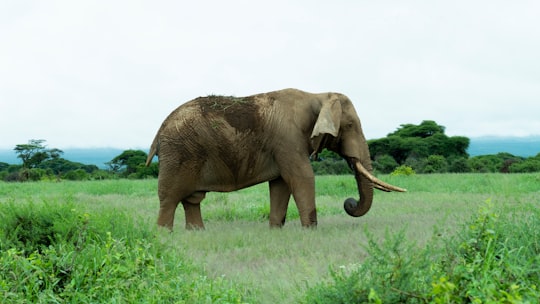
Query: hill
[[467, 136, 540, 157]]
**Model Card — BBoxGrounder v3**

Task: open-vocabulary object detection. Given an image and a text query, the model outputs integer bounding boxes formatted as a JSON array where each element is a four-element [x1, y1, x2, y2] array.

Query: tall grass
[[1, 173, 539, 303]]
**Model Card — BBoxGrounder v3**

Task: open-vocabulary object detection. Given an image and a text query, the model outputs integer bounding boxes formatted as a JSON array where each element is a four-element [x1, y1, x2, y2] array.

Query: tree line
[[2, 122, 540, 182], [0, 139, 158, 182], [313, 120, 540, 175]]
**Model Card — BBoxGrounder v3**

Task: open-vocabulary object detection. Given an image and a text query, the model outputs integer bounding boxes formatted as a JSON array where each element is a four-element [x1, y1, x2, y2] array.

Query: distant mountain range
[[466, 136, 540, 158], [1, 136, 539, 167]]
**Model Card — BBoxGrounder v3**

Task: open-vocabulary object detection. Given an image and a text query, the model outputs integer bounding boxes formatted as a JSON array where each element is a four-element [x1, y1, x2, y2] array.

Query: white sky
[[1, 1, 539, 149]]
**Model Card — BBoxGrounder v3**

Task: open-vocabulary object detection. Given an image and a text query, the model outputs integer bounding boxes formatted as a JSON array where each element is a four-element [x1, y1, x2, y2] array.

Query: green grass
[[1, 173, 539, 303]]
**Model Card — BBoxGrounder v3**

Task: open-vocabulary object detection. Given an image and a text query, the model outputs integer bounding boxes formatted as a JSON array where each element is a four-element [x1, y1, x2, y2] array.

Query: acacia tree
[[14, 139, 63, 169], [368, 121, 470, 173], [108, 150, 148, 177]]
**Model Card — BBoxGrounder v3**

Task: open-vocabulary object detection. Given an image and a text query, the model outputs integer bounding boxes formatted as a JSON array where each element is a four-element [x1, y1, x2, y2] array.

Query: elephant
[[146, 88, 405, 230]]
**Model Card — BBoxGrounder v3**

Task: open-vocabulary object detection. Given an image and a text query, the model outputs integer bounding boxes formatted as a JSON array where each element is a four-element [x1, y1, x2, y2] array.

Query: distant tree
[[467, 153, 523, 173], [14, 139, 63, 169], [388, 120, 445, 138], [448, 157, 472, 173], [373, 154, 399, 174], [64, 169, 89, 180], [369, 121, 470, 169], [108, 150, 149, 177], [509, 153, 540, 173], [311, 150, 350, 175], [422, 155, 448, 173], [39, 158, 98, 175]]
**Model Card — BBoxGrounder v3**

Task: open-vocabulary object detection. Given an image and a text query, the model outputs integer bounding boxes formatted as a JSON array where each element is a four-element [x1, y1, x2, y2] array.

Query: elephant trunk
[[344, 158, 374, 217], [344, 158, 407, 217]]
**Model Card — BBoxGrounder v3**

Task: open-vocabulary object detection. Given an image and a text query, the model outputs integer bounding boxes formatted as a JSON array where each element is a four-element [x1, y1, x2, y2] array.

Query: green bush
[[312, 159, 350, 175], [509, 158, 540, 173], [63, 168, 89, 180], [304, 201, 540, 303], [448, 157, 472, 173], [390, 165, 416, 176], [422, 155, 448, 174], [0, 201, 247, 303], [373, 154, 399, 174]]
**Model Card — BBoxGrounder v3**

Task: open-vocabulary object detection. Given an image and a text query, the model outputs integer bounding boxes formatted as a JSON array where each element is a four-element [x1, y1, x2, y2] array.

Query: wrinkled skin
[[146, 88, 405, 230]]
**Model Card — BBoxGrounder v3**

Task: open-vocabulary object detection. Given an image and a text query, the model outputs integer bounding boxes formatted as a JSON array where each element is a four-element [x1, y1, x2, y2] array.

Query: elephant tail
[[145, 136, 158, 166]]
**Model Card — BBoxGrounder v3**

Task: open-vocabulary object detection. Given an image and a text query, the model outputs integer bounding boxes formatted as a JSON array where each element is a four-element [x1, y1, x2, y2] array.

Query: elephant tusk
[[354, 161, 407, 192]]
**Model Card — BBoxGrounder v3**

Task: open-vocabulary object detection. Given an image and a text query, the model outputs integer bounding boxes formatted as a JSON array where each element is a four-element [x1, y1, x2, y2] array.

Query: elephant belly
[[199, 155, 280, 192]]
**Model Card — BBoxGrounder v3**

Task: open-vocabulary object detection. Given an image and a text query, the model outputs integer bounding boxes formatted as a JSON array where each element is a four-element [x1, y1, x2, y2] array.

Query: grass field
[[1, 173, 539, 303]]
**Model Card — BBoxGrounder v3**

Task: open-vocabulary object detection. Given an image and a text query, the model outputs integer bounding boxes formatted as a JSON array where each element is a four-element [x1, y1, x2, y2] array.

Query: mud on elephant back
[[146, 88, 406, 230]]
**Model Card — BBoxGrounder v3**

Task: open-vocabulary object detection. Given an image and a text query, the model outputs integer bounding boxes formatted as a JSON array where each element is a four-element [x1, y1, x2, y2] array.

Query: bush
[[422, 155, 448, 174], [0, 201, 247, 303], [448, 157, 472, 173], [509, 158, 540, 173], [304, 201, 540, 303], [63, 169, 89, 180], [312, 159, 350, 175], [373, 154, 399, 174], [391, 165, 416, 176]]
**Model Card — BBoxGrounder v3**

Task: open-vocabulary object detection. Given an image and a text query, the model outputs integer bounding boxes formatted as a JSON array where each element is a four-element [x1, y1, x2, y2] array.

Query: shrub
[[304, 201, 540, 303], [373, 154, 399, 174], [391, 165, 416, 176], [509, 158, 540, 173], [448, 157, 472, 173], [0, 201, 248, 303], [63, 169, 89, 180], [312, 159, 350, 175], [422, 155, 448, 173]]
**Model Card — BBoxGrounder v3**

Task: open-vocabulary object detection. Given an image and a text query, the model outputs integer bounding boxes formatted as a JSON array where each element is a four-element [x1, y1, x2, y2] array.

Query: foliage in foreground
[[0, 201, 246, 303], [304, 201, 540, 303]]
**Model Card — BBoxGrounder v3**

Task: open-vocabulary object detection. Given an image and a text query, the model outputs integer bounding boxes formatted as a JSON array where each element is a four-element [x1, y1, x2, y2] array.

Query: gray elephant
[[146, 88, 405, 230]]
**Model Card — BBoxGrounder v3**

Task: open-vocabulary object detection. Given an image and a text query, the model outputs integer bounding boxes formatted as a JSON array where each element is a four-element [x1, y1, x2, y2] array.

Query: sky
[[1, 1, 539, 149]]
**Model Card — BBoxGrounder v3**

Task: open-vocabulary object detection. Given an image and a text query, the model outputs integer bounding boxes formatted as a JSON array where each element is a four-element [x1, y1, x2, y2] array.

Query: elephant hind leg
[[182, 191, 206, 230], [157, 174, 200, 230], [157, 199, 180, 230], [269, 177, 291, 227]]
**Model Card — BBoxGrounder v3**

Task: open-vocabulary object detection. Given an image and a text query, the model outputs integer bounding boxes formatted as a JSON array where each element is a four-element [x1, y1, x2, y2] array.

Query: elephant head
[[310, 94, 406, 218]]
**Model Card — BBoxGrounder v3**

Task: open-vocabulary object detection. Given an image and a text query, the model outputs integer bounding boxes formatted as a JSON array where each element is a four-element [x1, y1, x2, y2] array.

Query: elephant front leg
[[269, 177, 292, 227], [283, 173, 317, 227]]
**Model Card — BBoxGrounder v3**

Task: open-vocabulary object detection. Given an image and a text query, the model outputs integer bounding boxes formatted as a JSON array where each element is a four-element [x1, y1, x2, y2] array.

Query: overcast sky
[[1, 1, 539, 149]]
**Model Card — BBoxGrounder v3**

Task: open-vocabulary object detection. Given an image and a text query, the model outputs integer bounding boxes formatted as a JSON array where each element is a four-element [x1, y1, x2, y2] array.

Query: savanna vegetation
[[1, 121, 539, 182], [314, 120, 540, 175], [1, 174, 539, 303], [0, 140, 159, 182]]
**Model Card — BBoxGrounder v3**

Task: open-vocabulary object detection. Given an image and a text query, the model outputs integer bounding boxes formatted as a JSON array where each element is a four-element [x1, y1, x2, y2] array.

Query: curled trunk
[[344, 158, 406, 217]]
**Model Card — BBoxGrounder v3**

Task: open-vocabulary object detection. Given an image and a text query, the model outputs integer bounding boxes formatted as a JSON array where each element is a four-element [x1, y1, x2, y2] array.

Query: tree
[[14, 139, 63, 169], [388, 120, 445, 138], [423, 155, 448, 173], [467, 153, 522, 173], [311, 149, 350, 175], [448, 157, 472, 173], [369, 121, 470, 170], [108, 150, 149, 177], [509, 153, 540, 173], [373, 155, 399, 174]]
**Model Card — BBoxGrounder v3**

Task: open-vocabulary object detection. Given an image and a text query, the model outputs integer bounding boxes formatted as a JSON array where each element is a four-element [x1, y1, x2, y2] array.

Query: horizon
[[1, 135, 539, 166], [1, 134, 540, 151]]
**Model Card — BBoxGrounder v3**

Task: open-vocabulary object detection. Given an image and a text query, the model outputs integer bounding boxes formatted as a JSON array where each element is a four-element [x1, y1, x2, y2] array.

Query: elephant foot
[[185, 223, 205, 230]]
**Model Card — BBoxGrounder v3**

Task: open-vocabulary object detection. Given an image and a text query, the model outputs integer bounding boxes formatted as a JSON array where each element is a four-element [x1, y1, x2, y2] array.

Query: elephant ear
[[310, 98, 342, 158]]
